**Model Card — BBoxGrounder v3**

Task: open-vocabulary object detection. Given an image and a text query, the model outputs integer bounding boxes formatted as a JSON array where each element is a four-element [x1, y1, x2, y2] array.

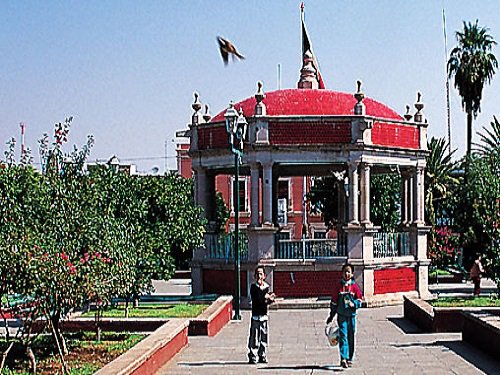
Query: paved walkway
[[157, 304, 500, 374]]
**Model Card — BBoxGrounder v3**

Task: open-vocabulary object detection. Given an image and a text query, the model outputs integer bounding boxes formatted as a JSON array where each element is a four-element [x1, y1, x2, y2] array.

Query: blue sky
[[1, 1, 500, 173]]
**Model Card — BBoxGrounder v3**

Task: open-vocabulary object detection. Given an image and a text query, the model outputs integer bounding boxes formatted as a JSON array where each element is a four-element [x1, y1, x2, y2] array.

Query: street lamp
[[225, 102, 247, 320]]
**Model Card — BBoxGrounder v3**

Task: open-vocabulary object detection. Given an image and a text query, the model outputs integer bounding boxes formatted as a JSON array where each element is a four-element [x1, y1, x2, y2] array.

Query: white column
[[417, 166, 425, 224], [337, 179, 346, 224], [360, 163, 371, 225], [348, 162, 359, 225], [412, 167, 425, 224], [407, 172, 414, 224], [250, 163, 260, 226], [262, 163, 273, 225]]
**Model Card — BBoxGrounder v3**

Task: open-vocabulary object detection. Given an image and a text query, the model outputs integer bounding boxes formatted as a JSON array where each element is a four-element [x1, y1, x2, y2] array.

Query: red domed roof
[[211, 89, 402, 122]]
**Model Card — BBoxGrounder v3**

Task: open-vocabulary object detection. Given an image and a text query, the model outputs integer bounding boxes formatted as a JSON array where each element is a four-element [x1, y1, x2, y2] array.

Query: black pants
[[472, 276, 481, 295]]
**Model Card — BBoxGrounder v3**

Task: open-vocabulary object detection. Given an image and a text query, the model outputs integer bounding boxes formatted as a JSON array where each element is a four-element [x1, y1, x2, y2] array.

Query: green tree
[[307, 172, 400, 231], [370, 174, 400, 231], [0, 158, 45, 372], [29, 119, 135, 372], [425, 137, 459, 226], [307, 175, 341, 230], [475, 115, 500, 155], [448, 20, 498, 158], [215, 191, 230, 234], [466, 150, 500, 293]]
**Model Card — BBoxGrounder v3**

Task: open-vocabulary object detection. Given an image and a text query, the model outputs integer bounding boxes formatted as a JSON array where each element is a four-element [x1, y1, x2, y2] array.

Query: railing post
[[302, 236, 306, 262]]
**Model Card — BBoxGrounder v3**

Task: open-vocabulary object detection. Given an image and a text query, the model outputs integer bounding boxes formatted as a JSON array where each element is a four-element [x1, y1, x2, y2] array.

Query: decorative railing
[[275, 237, 347, 259], [373, 231, 410, 258], [205, 232, 248, 261]]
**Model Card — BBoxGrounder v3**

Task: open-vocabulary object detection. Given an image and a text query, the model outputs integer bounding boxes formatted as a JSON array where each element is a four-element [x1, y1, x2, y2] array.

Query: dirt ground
[[1, 332, 144, 374]]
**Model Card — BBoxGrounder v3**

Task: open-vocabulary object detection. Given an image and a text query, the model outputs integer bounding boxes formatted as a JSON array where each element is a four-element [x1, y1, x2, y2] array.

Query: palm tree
[[448, 20, 498, 159], [475, 115, 500, 156], [425, 137, 459, 226]]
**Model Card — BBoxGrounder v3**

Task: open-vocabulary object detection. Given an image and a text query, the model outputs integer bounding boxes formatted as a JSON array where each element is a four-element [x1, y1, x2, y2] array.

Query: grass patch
[[80, 303, 208, 318], [430, 296, 500, 307], [0, 331, 145, 374], [429, 269, 452, 277]]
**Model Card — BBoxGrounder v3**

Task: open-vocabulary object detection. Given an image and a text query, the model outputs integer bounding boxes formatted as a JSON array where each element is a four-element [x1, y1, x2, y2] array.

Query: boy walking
[[326, 263, 363, 368], [248, 266, 275, 364]]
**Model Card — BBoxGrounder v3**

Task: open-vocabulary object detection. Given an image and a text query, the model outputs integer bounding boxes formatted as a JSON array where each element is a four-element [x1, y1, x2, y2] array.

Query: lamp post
[[225, 102, 247, 320]]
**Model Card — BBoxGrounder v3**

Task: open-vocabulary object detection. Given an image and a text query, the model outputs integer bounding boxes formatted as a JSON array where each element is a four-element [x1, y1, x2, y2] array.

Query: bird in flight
[[217, 36, 245, 65]]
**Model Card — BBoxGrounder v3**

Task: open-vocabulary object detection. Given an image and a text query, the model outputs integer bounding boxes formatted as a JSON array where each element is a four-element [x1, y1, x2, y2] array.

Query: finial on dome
[[404, 105, 413, 121], [191, 92, 203, 125], [203, 104, 212, 123], [254, 81, 266, 116], [414, 92, 424, 123], [354, 80, 365, 115], [192, 92, 202, 112], [298, 51, 319, 89]]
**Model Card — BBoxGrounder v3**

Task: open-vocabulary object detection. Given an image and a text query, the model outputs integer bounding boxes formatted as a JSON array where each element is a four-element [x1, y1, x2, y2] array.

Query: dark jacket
[[250, 281, 271, 317]]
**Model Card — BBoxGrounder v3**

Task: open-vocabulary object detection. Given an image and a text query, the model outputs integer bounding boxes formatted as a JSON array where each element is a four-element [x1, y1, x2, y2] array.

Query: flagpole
[[300, 1, 325, 89], [442, 8, 452, 154]]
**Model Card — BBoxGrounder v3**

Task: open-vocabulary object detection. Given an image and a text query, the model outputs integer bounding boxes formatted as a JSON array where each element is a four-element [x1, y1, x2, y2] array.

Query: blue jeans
[[337, 314, 356, 361]]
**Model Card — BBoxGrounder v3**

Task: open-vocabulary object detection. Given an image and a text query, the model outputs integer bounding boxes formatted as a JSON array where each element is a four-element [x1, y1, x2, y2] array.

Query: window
[[238, 179, 246, 212], [278, 179, 291, 208], [313, 231, 326, 239], [232, 177, 248, 212]]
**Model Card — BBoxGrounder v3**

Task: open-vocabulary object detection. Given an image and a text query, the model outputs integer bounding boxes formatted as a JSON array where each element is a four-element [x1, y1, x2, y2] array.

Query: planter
[[403, 296, 500, 333]]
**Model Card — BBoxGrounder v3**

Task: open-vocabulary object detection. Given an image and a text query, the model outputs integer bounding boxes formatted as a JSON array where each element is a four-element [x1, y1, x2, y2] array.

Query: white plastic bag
[[324, 325, 339, 347]]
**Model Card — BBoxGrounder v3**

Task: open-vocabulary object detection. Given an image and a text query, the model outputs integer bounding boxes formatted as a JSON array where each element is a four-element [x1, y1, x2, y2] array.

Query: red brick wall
[[269, 121, 351, 145], [374, 267, 416, 294], [198, 125, 229, 150], [176, 145, 192, 179], [132, 325, 188, 375], [273, 271, 342, 297], [203, 269, 248, 297], [372, 122, 420, 149], [206, 298, 233, 336]]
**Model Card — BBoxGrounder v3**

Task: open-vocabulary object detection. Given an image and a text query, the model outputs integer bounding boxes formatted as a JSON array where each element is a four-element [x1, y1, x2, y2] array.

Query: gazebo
[[180, 51, 432, 307]]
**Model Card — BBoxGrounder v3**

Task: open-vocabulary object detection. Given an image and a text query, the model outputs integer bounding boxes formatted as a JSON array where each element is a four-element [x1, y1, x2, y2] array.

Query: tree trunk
[[26, 346, 37, 374], [95, 309, 102, 342], [466, 110, 473, 158], [50, 313, 68, 356], [465, 110, 473, 185], [0, 342, 14, 373], [49, 314, 69, 374], [125, 299, 129, 318]]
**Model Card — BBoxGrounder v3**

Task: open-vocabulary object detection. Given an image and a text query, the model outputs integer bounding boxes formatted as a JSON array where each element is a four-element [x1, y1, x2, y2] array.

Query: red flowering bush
[[427, 226, 461, 269], [0, 118, 205, 372]]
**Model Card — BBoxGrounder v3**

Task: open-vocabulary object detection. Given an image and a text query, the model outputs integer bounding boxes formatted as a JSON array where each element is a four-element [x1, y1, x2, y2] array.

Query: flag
[[301, 2, 326, 89]]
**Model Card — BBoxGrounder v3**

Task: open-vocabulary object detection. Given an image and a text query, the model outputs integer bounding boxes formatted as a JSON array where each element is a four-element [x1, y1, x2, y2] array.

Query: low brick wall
[[404, 297, 500, 333], [94, 318, 189, 375], [94, 295, 233, 374], [273, 270, 342, 298], [188, 295, 233, 336], [462, 312, 500, 359], [433, 308, 467, 333], [403, 296, 434, 332]]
